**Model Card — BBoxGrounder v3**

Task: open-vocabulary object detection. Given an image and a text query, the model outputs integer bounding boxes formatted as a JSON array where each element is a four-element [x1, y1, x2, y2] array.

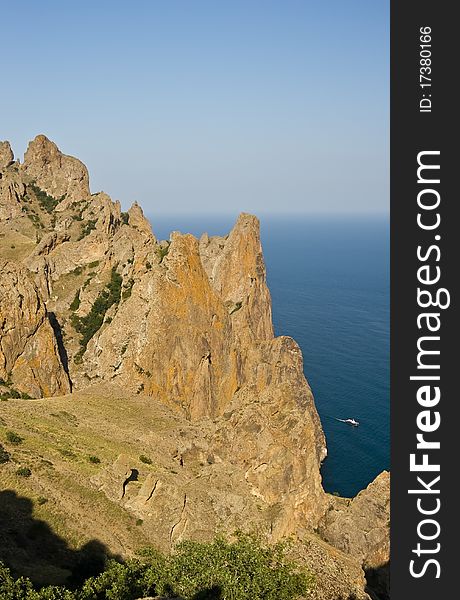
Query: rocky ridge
[[0, 136, 389, 599]]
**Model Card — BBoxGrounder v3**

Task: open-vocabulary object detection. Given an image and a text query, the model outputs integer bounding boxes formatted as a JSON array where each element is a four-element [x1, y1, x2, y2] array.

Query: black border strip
[[391, 2, 456, 597]]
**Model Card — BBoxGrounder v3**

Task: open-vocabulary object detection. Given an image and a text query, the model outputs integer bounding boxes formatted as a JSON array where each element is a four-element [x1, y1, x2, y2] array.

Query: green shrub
[[0, 561, 39, 598], [122, 279, 134, 300], [0, 387, 23, 400], [16, 467, 32, 478], [6, 430, 23, 445], [78, 219, 97, 241], [59, 449, 76, 459], [79, 560, 146, 600], [139, 455, 152, 465], [88, 455, 101, 464], [69, 290, 81, 311], [73, 351, 83, 365], [37, 496, 48, 505], [0, 561, 76, 598], [0, 444, 10, 464], [156, 243, 170, 263], [121, 212, 129, 225], [28, 212, 44, 228]]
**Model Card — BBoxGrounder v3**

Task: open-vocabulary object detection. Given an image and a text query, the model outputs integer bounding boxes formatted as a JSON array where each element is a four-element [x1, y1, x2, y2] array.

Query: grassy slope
[[0, 386, 179, 582]]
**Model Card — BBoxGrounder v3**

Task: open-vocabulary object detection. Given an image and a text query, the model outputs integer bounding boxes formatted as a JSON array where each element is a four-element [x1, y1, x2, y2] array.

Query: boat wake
[[335, 417, 360, 427]]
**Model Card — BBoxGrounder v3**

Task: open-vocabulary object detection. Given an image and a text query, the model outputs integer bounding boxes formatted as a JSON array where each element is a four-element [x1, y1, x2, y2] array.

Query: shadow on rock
[[364, 561, 390, 600], [0, 489, 119, 587]]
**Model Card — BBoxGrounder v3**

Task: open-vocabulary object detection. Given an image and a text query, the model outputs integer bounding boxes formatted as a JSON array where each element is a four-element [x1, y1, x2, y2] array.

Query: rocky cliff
[[0, 136, 389, 599], [0, 260, 70, 397]]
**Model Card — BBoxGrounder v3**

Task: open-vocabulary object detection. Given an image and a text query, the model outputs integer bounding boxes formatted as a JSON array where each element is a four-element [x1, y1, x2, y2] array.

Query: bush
[[156, 243, 170, 263], [0, 444, 10, 464], [6, 431, 23, 445], [69, 290, 81, 311], [16, 467, 32, 478], [37, 496, 48, 505], [88, 455, 101, 464], [59, 449, 76, 459], [0, 561, 38, 598], [139, 455, 152, 465], [78, 219, 97, 241], [122, 279, 134, 300], [27, 212, 44, 229], [0, 562, 76, 598], [1, 388, 22, 399], [79, 560, 146, 600]]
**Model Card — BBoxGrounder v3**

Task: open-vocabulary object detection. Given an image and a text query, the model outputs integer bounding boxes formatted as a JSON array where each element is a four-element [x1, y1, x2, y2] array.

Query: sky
[[1, 1, 388, 216]]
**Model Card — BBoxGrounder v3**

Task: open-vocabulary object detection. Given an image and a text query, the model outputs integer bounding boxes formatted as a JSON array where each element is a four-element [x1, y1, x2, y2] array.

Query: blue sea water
[[149, 214, 389, 498]]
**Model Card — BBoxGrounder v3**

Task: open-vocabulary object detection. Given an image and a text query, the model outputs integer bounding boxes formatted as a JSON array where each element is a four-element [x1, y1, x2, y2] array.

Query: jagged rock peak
[[127, 201, 154, 236], [0, 141, 14, 168], [200, 212, 274, 341], [21, 134, 90, 205]]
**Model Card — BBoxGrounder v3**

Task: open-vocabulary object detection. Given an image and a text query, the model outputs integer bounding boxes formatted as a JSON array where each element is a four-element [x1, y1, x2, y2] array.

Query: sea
[[148, 214, 390, 498]]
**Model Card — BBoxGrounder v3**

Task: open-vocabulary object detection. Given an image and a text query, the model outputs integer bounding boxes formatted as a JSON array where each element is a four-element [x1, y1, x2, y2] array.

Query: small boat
[[336, 417, 360, 427]]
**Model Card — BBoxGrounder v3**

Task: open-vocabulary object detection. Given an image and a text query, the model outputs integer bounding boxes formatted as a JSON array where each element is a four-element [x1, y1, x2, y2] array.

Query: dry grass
[[0, 230, 36, 261], [0, 385, 174, 561]]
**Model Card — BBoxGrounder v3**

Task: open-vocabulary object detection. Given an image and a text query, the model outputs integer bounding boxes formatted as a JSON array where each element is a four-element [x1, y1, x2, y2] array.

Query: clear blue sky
[[2, 1, 388, 215]]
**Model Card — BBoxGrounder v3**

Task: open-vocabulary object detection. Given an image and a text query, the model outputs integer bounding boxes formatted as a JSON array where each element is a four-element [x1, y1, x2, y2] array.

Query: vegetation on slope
[[29, 184, 63, 214], [71, 268, 122, 362], [0, 379, 32, 400], [156, 242, 170, 263], [0, 533, 312, 600], [77, 220, 97, 241]]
